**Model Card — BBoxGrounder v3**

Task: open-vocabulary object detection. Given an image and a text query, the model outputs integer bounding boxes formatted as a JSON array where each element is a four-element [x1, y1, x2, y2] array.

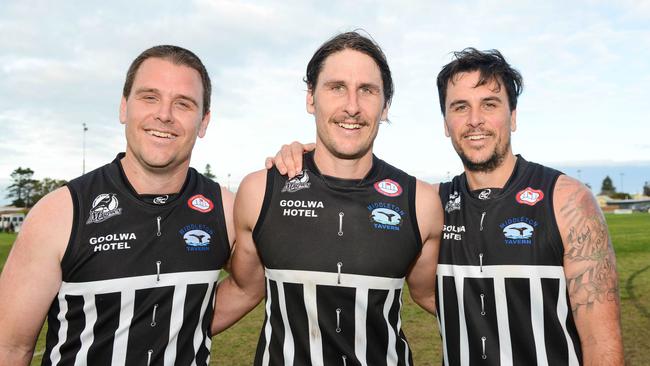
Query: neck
[[313, 145, 374, 180], [120, 153, 189, 195], [464, 153, 517, 191]]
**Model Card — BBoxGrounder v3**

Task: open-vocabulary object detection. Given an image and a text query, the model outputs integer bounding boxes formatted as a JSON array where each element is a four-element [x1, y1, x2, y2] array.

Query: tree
[[31, 178, 68, 204], [6, 167, 37, 207], [203, 164, 216, 181], [600, 175, 616, 196], [644, 181, 650, 196]]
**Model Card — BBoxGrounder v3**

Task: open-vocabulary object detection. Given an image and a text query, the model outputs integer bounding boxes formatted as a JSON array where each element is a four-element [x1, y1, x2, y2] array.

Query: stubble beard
[[455, 135, 510, 173]]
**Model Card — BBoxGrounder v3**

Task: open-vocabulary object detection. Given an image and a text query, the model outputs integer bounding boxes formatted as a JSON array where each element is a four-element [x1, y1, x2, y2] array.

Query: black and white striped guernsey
[[436, 156, 582, 366], [253, 151, 422, 366], [41, 153, 231, 366]]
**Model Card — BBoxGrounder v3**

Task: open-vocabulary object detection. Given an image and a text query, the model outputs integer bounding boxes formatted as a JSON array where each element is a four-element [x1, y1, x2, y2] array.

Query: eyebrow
[[482, 96, 503, 104], [134, 87, 199, 108]]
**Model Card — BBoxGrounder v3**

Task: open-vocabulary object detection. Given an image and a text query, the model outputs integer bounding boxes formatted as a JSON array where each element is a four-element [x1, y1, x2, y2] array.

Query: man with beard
[[434, 48, 622, 365], [212, 31, 442, 365], [272, 48, 624, 365]]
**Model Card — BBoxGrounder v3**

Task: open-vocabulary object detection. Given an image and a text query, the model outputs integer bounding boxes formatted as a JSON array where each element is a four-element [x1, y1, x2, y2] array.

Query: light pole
[[82, 123, 88, 174]]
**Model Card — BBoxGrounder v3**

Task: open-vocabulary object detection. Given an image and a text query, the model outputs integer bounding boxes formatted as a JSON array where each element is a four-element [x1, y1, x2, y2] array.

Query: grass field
[[0, 212, 648, 365]]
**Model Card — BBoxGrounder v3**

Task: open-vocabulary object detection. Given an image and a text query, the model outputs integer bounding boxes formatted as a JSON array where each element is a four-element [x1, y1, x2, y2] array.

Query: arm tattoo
[[558, 181, 619, 316]]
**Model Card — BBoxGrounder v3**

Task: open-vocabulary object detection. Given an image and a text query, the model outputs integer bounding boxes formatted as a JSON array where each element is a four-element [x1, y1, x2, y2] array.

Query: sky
[[1, 0, 649, 205]]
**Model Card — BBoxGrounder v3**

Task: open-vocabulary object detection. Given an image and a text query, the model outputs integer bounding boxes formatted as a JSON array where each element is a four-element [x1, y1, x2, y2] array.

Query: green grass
[[0, 213, 647, 365]]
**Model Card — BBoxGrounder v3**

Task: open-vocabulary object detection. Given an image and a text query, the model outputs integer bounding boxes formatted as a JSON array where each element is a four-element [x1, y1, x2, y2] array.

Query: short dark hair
[[305, 31, 394, 107], [122, 45, 212, 116], [436, 48, 523, 116]]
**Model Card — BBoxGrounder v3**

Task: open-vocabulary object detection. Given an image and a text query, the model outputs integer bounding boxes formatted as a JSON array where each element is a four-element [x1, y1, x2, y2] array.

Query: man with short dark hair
[[0, 45, 234, 365], [435, 47, 623, 365], [213, 31, 442, 365]]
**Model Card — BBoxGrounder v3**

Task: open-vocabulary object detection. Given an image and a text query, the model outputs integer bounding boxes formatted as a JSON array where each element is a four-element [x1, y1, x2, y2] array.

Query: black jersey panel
[[505, 278, 537, 366], [541, 278, 569, 366], [176, 283, 208, 365], [317, 285, 357, 365], [284, 282, 312, 366], [366, 289, 389, 366], [87, 292, 121, 366], [441, 276, 461, 366], [463, 278, 500, 365]]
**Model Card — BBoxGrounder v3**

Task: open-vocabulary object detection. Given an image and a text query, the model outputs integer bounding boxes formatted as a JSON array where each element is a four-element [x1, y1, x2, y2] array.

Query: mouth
[[463, 131, 492, 141], [146, 129, 177, 139], [336, 121, 363, 130]]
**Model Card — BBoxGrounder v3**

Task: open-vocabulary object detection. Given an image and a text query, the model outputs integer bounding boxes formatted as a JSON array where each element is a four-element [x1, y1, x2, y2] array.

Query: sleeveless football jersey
[[41, 153, 230, 366], [253, 151, 422, 366], [437, 156, 582, 366]]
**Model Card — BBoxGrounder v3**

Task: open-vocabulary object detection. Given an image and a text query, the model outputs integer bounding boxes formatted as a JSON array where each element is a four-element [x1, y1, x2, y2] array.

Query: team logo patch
[[188, 194, 214, 213], [282, 170, 311, 193], [86, 193, 123, 224], [445, 191, 461, 213], [374, 179, 403, 197], [478, 189, 492, 200], [179, 224, 214, 252], [499, 217, 539, 245], [368, 202, 406, 231], [516, 187, 544, 206]]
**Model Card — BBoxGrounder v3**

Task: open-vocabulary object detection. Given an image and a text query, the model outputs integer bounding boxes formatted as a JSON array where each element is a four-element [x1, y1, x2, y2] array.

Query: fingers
[[264, 157, 274, 170]]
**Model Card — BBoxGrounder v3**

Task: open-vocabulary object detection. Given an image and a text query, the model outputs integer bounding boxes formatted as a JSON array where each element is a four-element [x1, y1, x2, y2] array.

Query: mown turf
[[0, 213, 646, 365]]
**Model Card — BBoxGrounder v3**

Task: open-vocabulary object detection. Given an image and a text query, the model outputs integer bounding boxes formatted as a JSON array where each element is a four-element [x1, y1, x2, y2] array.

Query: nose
[[467, 107, 483, 128], [344, 91, 360, 117], [155, 100, 173, 123]]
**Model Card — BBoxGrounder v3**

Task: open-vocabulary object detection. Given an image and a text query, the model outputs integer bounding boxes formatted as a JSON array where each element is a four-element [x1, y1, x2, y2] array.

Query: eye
[[141, 95, 157, 102], [453, 104, 467, 112], [176, 101, 192, 110]]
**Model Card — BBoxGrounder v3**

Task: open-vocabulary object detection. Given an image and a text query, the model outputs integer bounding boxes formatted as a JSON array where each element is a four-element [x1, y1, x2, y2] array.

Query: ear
[[443, 117, 451, 137], [380, 101, 390, 121], [510, 109, 517, 132], [119, 97, 127, 124], [197, 110, 211, 138], [306, 89, 315, 115]]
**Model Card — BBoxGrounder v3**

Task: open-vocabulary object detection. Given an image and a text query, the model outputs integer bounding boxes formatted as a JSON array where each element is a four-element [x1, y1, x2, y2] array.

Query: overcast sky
[[1, 0, 649, 202]]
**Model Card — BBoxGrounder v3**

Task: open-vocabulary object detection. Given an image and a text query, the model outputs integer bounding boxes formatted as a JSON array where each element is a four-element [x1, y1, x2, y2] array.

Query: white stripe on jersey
[[437, 277, 450, 366], [530, 278, 548, 366], [48, 270, 219, 366], [354, 290, 368, 365], [49, 294, 69, 365], [265, 268, 405, 289], [164, 284, 186, 365], [383, 289, 397, 365], [397, 294, 410, 366], [277, 279, 295, 365], [436, 264, 578, 366], [304, 282, 324, 366], [494, 276, 512, 366], [261, 279, 273, 366], [74, 294, 97, 366]]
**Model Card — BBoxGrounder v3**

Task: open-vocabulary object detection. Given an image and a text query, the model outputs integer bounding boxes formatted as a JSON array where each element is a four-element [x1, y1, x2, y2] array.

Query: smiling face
[[443, 70, 516, 172], [307, 49, 388, 161], [119, 57, 210, 172]]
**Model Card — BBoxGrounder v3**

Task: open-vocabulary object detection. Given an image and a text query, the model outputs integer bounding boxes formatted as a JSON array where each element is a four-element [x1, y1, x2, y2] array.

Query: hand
[[264, 141, 315, 178]]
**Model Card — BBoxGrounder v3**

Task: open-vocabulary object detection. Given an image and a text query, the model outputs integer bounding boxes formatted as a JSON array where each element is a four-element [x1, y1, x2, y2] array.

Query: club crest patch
[[516, 187, 544, 206], [282, 170, 311, 193], [374, 179, 403, 197], [188, 194, 214, 213], [445, 191, 461, 213], [86, 193, 123, 224]]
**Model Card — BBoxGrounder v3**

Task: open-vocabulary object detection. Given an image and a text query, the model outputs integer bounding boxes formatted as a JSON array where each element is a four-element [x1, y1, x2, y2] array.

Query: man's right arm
[[211, 170, 268, 335], [0, 187, 71, 366]]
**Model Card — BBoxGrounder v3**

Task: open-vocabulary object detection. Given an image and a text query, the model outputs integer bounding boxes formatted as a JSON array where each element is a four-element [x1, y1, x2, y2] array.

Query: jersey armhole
[[547, 173, 565, 261], [212, 182, 232, 263], [407, 176, 423, 252], [60, 184, 81, 278], [252, 169, 275, 243]]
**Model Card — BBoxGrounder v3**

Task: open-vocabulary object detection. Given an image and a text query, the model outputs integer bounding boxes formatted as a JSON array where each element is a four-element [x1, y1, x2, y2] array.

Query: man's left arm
[[406, 181, 443, 315], [554, 175, 624, 365]]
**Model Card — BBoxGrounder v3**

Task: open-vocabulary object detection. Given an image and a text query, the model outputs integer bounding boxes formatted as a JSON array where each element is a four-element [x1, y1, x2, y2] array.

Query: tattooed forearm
[[557, 180, 619, 316]]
